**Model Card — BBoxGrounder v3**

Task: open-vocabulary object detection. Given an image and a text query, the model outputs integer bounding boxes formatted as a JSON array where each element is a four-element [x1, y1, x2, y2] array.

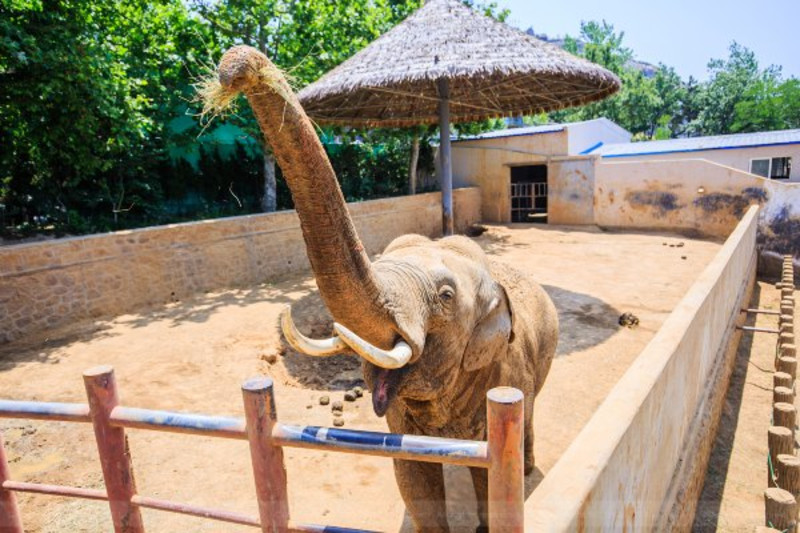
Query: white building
[[587, 129, 800, 183]]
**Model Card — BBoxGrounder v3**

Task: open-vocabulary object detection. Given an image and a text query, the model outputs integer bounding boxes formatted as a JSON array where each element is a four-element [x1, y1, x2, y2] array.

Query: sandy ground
[[693, 279, 797, 532], [0, 224, 722, 532]]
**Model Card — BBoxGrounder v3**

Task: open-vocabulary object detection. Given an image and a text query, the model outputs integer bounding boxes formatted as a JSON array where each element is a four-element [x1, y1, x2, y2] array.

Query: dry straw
[[298, 0, 621, 127], [196, 63, 297, 124]]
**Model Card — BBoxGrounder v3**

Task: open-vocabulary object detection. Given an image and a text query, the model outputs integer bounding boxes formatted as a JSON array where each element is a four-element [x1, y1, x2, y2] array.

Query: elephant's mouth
[[371, 366, 405, 417]]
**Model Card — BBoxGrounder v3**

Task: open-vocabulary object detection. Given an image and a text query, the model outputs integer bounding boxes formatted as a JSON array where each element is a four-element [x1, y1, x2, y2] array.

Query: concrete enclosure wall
[[526, 206, 759, 531], [0, 189, 481, 343], [595, 159, 800, 259], [548, 158, 596, 225]]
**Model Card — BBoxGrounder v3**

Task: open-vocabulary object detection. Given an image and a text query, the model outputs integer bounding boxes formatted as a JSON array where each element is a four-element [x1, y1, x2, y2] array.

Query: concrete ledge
[[525, 205, 759, 531]]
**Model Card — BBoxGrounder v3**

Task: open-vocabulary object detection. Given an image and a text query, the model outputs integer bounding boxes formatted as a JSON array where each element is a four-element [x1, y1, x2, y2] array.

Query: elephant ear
[[461, 282, 515, 372]]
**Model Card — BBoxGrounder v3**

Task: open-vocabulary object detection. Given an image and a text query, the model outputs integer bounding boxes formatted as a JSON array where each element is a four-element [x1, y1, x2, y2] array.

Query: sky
[[497, 0, 800, 81]]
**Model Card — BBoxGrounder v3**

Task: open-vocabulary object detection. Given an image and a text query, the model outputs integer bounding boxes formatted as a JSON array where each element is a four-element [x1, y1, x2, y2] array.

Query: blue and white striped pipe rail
[[273, 425, 489, 468], [0, 400, 90, 423], [0, 400, 489, 467], [110, 406, 247, 439]]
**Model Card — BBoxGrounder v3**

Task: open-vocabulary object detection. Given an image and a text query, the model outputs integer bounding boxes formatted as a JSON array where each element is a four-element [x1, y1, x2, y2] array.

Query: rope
[[768, 449, 781, 489], [768, 520, 795, 533]]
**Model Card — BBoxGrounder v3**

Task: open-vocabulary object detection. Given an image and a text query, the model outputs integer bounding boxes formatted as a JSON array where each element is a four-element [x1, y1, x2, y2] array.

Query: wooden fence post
[[83, 366, 144, 533], [242, 377, 289, 533], [778, 358, 798, 380], [765, 487, 797, 532], [775, 372, 794, 392], [775, 387, 795, 406], [777, 455, 800, 503], [0, 431, 23, 533], [769, 427, 795, 488], [487, 387, 524, 533], [774, 403, 796, 440]]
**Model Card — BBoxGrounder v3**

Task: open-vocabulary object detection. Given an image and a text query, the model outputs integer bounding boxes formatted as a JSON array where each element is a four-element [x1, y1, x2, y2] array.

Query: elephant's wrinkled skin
[[211, 46, 558, 532]]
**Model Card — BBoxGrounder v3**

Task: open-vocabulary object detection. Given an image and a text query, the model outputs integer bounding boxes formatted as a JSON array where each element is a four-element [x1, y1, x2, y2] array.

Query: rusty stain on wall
[[625, 190, 683, 214], [693, 187, 768, 217], [760, 205, 800, 257]]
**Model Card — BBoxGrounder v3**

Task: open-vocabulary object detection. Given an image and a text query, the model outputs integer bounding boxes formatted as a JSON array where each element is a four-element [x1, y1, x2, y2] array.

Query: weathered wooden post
[[765, 487, 797, 532], [487, 387, 524, 532], [242, 377, 290, 533], [775, 386, 795, 406], [781, 333, 797, 350], [774, 403, 797, 440], [83, 366, 144, 533], [777, 455, 800, 502], [775, 372, 794, 392], [0, 432, 23, 533], [769, 427, 795, 488], [778, 357, 798, 380]]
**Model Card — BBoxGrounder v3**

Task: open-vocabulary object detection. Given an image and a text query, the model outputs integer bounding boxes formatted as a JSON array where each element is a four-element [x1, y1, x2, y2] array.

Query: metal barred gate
[[0, 366, 524, 532]]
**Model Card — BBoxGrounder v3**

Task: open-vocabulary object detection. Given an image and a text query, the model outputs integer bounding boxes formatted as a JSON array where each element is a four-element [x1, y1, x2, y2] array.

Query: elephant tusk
[[280, 306, 349, 357], [333, 323, 413, 369]]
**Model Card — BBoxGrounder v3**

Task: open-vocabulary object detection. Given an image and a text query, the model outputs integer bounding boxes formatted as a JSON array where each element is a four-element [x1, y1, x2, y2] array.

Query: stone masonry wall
[[0, 189, 481, 343]]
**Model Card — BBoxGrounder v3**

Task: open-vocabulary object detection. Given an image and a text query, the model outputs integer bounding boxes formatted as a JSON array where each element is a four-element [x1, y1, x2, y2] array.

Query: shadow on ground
[[691, 282, 760, 531]]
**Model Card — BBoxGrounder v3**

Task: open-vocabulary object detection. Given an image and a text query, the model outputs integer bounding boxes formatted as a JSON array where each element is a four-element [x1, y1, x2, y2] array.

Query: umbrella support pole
[[438, 78, 454, 236]]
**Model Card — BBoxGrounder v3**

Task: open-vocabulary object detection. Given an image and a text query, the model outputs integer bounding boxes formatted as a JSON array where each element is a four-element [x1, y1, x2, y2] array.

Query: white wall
[[606, 144, 800, 182], [567, 118, 632, 155], [526, 206, 759, 531]]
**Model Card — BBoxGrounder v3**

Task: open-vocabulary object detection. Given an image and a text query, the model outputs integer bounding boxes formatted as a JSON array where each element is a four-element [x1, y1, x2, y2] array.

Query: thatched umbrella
[[299, 0, 620, 235]]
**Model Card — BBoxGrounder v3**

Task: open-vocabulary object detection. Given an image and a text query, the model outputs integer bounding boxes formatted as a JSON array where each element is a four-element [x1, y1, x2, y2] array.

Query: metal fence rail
[[0, 365, 524, 532]]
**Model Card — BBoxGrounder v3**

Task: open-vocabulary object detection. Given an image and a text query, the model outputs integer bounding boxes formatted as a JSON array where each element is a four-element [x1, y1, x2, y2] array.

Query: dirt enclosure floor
[[0, 224, 723, 532]]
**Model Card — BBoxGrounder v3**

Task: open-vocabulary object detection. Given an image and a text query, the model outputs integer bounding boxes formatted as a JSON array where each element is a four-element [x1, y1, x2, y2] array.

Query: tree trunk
[[408, 134, 419, 195], [261, 151, 277, 212]]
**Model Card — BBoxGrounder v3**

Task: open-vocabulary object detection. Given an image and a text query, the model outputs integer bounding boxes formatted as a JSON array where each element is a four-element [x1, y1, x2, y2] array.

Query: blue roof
[[590, 129, 800, 157]]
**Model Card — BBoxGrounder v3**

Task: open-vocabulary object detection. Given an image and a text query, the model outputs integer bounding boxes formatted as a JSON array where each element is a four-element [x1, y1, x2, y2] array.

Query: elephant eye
[[438, 286, 455, 302]]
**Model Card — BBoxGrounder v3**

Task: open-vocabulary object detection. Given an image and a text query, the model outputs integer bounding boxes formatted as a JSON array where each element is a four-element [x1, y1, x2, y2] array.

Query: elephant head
[[213, 46, 516, 418]]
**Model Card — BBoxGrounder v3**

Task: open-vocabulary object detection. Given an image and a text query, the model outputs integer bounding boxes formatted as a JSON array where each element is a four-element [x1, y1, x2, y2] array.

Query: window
[[750, 157, 792, 179], [771, 157, 792, 179]]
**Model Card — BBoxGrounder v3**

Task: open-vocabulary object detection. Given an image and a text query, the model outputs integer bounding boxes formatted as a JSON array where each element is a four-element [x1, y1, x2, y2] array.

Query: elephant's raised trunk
[[212, 46, 392, 343]]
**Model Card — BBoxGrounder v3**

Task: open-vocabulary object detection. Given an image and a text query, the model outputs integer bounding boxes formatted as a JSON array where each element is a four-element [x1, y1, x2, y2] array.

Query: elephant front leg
[[393, 458, 449, 532], [524, 418, 535, 475], [469, 466, 488, 533]]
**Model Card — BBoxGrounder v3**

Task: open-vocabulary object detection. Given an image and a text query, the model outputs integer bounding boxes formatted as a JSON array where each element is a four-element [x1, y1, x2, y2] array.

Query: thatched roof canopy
[[298, 0, 621, 127]]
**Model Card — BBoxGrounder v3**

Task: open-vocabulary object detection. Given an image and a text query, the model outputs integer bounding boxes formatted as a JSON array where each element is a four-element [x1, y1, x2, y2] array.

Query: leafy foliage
[[549, 23, 800, 141], [1, 3, 798, 239]]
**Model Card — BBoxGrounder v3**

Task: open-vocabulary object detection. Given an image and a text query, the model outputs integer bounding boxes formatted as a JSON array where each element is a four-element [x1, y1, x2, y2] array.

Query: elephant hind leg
[[469, 466, 488, 533], [524, 416, 535, 475]]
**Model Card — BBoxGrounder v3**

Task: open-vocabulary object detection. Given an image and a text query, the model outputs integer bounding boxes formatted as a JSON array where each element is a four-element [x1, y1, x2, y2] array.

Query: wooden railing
[[761, 255, 797, 531], [0, 365, 524, 532]]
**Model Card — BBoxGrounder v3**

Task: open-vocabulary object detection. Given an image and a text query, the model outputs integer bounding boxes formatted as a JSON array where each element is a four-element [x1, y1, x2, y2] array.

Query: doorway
[[510, 165, 548, 223]]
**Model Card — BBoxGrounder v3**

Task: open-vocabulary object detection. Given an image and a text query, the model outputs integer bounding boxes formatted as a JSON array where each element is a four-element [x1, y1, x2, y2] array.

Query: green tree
[[190, 0, 422, 211], [696, 42, 764, 135], [732, 77, 800, 132], [0, 0, 210, 233], [551, 21, 669, 137]]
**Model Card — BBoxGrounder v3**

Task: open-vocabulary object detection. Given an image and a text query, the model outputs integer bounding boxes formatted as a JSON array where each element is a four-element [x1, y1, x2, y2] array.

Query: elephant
[[211, 45, 558, 532]]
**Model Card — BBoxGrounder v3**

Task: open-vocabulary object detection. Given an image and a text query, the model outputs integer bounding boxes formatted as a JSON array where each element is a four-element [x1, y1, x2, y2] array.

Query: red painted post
[[487, 387, 524, 532], [0, 431, 23, 533], [83, 366, 144, 533], [242, 377, 290, 533]]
